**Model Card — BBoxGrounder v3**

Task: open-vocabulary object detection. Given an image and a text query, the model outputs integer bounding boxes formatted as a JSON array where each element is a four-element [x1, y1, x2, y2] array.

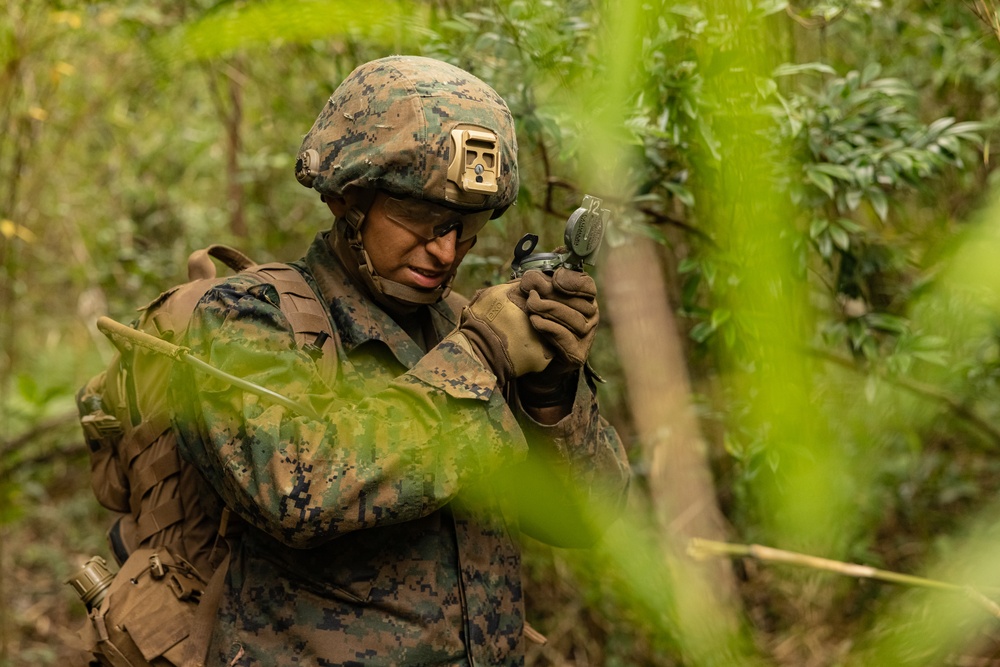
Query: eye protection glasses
[[383, 196, 493, 243]]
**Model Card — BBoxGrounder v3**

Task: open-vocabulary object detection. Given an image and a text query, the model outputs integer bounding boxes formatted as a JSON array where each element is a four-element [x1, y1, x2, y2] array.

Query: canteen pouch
[[77, 548, 209, 667]]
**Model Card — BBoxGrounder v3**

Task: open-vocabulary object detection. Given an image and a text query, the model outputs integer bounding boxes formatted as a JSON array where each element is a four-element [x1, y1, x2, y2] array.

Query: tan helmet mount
[[446, 125, 499, 207]]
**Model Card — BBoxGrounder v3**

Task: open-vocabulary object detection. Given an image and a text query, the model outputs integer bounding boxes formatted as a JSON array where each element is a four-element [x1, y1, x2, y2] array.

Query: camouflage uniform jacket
[[172, 231, 631, 667]]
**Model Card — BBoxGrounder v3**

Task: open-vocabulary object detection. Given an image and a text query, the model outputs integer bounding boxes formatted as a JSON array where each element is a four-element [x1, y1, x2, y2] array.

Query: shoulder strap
[[182, 550, 230, 667], [243, 262, 339, 385], [187, 244, 256, 280]]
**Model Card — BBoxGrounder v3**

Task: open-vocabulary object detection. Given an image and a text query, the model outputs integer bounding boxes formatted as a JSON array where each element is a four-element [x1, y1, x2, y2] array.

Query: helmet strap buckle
[[344, 206, 366, 233]]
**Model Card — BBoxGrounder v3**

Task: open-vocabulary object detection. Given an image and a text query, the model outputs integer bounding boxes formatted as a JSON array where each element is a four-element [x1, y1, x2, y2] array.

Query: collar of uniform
[[303, 231, 461, 368]]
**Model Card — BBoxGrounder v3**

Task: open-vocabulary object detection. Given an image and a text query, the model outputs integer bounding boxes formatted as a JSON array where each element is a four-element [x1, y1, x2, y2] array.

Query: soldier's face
[[331, 191, 478, 291]]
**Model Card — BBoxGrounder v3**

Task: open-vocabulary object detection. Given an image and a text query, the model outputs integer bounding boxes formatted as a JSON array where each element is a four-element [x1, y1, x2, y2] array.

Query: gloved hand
[[445, 280, 554, 388], [515, 268, 599, 410], [519, 268, 598, 369]]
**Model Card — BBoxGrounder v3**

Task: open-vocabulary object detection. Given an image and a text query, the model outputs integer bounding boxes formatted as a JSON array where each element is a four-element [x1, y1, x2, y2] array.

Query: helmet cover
[[296, 56, 518, 216]]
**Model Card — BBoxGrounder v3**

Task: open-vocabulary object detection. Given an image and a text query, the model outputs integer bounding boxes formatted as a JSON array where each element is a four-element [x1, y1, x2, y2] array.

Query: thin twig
[[637, 206, 719, 247], [3, 440, 87, 475], [542, 176, 718, 246], [0, 410, 78, 458], [965, 0, 1000, 43], [688, 538, 1000, 619]]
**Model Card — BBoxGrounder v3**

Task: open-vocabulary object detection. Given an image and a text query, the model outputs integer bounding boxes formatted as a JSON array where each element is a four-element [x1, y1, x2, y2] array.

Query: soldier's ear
[[324, 194, 349, 217]]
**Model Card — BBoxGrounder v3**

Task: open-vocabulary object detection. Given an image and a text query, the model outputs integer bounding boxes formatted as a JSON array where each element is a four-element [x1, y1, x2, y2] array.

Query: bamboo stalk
[[687, 538, 1000, 619]]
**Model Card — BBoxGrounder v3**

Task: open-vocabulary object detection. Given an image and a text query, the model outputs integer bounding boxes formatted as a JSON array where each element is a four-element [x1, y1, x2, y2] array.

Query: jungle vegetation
[[5, 1, 1000, 665]]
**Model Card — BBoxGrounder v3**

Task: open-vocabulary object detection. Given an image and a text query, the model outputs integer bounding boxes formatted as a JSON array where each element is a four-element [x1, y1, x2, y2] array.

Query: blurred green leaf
[[807, 166, 836, 198], [153, 0, 428, 61]]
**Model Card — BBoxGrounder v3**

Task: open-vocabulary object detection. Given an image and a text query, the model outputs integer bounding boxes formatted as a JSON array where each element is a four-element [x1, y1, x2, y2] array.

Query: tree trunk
[[224, 64, 246, 238], [203, 61, 246, 238], [603, 235, 739, 603]]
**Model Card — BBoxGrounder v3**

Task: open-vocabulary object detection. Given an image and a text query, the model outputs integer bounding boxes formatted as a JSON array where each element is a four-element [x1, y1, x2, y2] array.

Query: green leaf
[[635, 222, 669, 245], [911, 335, 947, 350], [723, 432, 745, 461], [861, 62, 882, 84], [829, 225, 850, 251], [724, 322, 736, 348], [755, 76, 778, 100], [153, 0, 428, 61], [710, 308, 731, 329], [756, 0, 790, 17], [690, 321, 715, 343], [866, 312, 908, 334], [941, 121, 989, 137], [678, 257, 700, 274], [697, 118, 721, 161], [665, 181, 696, 207], [926, 116, 956, 136], [867, 78, 916, 98], [702, 260, 718, 287], [16, 373, 39, 404], [773, 62, 836, 77], [817, 232, 833, 259], [806, 167, 836, 199], [837, 217, 864, 233], [844, 189, 863, 211], [911, 350, 948, 366], [811, 163, 855, 182], [809, 218, 830, 239], [868, 188, 888, 221]]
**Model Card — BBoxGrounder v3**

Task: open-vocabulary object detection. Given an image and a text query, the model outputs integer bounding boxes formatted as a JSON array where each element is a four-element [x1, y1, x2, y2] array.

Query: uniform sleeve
[[505, 373, 631, 547], [172, 277, 528, 548]]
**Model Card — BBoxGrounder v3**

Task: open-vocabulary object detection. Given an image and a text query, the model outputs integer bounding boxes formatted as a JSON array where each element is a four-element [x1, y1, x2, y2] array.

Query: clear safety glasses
[[383, 196, 493, 243]]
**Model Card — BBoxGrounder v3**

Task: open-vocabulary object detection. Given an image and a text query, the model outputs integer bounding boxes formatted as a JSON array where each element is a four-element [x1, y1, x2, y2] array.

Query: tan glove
[[445, 280, 553, 388], [513, 268, 599, 410], [519, 268, 599, 368]]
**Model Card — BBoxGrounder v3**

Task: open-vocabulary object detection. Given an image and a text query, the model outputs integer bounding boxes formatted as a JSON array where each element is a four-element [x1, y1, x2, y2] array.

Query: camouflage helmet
[[295, 55, 518, 217]]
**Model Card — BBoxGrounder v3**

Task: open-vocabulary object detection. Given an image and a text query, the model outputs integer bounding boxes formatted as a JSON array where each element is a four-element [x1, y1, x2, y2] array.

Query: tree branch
[[809, 347, 1000, 448], [2, 439, 87, 476], [0, 410, 79, 459]]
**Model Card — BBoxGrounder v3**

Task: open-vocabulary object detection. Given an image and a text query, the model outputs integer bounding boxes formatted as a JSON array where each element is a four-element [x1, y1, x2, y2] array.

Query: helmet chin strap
[[333, 207, 453, 313]]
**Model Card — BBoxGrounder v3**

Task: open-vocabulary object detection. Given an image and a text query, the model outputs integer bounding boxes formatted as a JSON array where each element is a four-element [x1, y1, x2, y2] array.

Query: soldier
[[171, 55, 630, 666]]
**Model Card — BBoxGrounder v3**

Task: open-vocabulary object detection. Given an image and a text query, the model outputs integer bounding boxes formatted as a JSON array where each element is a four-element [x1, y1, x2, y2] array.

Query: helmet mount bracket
[[446, 126, 498, 207]]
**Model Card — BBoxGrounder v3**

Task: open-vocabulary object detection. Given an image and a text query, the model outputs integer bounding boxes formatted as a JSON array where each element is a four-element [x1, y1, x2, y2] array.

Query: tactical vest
[[72, 245, 338, 667]]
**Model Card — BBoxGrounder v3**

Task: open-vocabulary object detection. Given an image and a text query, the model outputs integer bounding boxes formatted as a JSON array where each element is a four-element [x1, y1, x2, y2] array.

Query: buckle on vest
[[148, 553, 166, 580], [302, 331, 330, 360], [80, 413, 123, 450], [167, 573, 202, 602]]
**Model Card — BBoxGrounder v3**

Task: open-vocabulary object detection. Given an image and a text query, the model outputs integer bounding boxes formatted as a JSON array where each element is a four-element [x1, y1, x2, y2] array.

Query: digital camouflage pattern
[[171, 232, 630, 666], [295, 56, 519, 214]]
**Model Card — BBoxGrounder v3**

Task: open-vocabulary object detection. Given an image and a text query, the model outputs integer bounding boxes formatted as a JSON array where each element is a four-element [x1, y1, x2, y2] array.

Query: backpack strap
[[115, 259, 338, 507], [87, 254, 338, 564], [243, 262, 338, 384], [186, 244, 256, 280]]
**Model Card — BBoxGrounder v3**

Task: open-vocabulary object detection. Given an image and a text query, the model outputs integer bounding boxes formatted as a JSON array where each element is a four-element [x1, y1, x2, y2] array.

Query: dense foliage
[[6, 1, 1000, 665]]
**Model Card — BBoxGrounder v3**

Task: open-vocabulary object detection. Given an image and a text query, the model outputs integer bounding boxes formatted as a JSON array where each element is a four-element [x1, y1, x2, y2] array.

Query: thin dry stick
[[688, 538, 1000, 619], [965, 0, 1000, 43]]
